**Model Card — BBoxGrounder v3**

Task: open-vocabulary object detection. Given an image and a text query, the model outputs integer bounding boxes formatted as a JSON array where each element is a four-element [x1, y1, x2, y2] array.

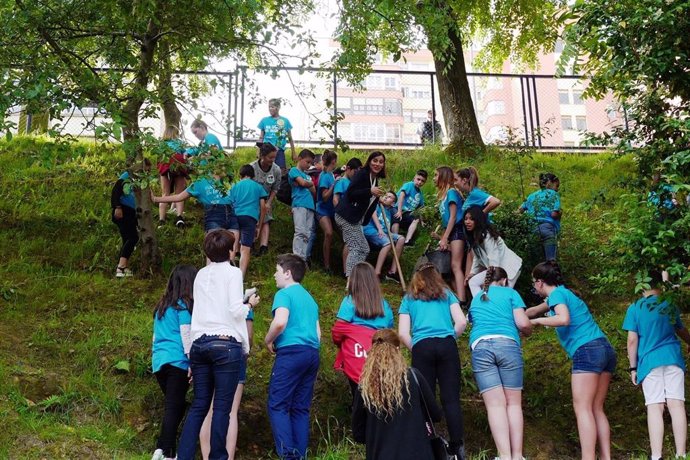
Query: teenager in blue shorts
[[265, 254, 321, 460], [527, 260, 615, 460], [392, 169, 427, 245], [519, 172, 562, 261], [333, 158, 363, 277], [289, 150, 316, 261], [456, 166, 501, 217], [258, 99, 296, 170], [228, 164, 268, 276], [315, 150, 338, 273], [362, 191, 405, 283], [433, 166, 467, 304], [398, 263, 468, 460], [151, 264, 197, 460], [469, 266, 532, 460], [623, 269, 690, 460]]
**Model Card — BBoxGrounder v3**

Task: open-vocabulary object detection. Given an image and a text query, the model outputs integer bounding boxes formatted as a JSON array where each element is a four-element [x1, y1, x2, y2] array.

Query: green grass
[[0, 136, 681, 459]]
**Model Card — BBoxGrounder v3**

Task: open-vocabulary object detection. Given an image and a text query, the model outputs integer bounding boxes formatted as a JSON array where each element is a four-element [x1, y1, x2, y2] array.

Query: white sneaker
[[151, 449, 164, 460], [115, 267, 133, 278]]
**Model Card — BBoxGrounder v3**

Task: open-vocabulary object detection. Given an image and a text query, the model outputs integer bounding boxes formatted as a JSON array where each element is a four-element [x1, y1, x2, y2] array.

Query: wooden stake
[[379, 204, 406, 290]]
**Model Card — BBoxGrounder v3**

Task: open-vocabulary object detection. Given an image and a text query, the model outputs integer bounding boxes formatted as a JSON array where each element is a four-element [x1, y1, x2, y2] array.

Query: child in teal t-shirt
[[229, 164, 268, 276], [258, 98, 295, 169], [392, 169, 428, 244], [265, 255, 320, 460], [362, 191, 405, 282], [519, 173, 561, 260], [315, 150, 339, 273], [288, 149, 316, 261]]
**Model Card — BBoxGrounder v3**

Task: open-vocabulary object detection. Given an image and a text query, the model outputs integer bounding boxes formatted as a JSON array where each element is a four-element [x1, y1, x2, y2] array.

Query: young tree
[[0, 0, 315, 272], [333, 0, 561, 155]]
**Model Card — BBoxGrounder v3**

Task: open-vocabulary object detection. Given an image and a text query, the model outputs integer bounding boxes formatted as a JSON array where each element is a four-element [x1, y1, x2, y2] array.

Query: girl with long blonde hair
[[352, 329, 442, 460]]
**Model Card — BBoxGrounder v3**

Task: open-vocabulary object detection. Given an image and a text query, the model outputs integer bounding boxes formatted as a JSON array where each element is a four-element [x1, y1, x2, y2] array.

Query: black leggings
[[155, 364, 190, 457], [112, 208, 138, 259], [411, 336, 464, 449]]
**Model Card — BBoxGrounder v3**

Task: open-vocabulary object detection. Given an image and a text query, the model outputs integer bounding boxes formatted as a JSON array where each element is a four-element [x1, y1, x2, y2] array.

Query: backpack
[[276, 170, 292, 206]]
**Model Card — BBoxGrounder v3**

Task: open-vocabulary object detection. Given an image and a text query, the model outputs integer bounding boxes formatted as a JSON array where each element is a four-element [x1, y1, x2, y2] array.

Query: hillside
[[0, 137, 662, 459]]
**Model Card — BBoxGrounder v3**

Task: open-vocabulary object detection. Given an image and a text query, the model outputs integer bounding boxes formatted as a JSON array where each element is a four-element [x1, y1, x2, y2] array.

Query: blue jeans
[[268, 345, 320, 459], [177, 336, 242, 460], [537, 222, 558, 261], [204, 205, 239, 233], [471, 337, 524, 393]]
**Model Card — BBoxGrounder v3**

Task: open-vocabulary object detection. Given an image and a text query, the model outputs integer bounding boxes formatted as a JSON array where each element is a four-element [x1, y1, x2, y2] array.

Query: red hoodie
[[331, 319, 378, 384]]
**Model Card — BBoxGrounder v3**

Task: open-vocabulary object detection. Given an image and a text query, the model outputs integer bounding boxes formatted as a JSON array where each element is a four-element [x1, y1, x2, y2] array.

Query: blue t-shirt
[[647, 184, 676, 211], [165, 139, 185, 153], [334, 177, 351, 200], [547, 286, 605, 358], [399, 289, 460, 346], [316, 171, 336, 217], [187, 133, 223, 156], [521, 189, 561, 230], [622, 295, 685, 383], [186, 177, 233, 207], [289, 167, 315, 210], [229, 178, 268, 221], [272, 284, 320, 349], [439, 189, 463, 228], [152, 300, 192, 373], [336, 295, 394, 330], [469, 286, 526, 346], [363, 205, 393, 238], [258, 116, 293, 150], [399, 181, 425, 212], [118, 172, 136, 209], [462, 187, 492, 212]]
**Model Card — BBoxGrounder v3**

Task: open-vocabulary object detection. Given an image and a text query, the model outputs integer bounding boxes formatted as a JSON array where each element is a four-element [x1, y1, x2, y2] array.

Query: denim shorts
[[204, 205, 239, 232], [236, 215, 257, 247], [449, 224, 465, 243], [471, 337, 524, 394], [366, 231, 401, 248], [571, 337, 617, 374]]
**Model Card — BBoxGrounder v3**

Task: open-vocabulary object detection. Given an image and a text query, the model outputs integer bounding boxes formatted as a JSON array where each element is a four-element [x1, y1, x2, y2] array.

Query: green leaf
[[114, 360, 130, 372]]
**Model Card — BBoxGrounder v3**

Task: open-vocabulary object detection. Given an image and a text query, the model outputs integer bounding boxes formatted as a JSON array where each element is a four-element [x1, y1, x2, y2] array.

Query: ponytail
[[480, 266, 509, 301], [457, 166, 480, 189]]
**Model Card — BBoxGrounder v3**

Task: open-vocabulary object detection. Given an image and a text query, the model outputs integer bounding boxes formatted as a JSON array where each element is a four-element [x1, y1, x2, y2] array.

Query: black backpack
[[276, 170, 292, 206]]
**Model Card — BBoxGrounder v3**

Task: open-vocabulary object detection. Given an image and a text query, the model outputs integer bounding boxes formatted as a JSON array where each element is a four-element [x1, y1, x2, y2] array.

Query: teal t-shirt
[[622, 295, 685, 383], [186, 177, 233, 207], [118, 172, 136, 209], [399, 181, 425, 212], [547, 286, 605, 358], [521, 189, 561, 230], [399, 289, 460, 346], [272, 284, 320, 349], [258, 116, 293, 150], [152, 300, 192, 373], [316, 171, 336, 217], [334, 177, 351, 198], [469, 286, 526, 346], [439, 189, 463, 228], [288, 167, 315, 210], [187, 133, 223, 156], [363, 205, 393, 238], [336, 295, 394, 330], [229, 178, 268, 221], [462, 187, 491, 212]]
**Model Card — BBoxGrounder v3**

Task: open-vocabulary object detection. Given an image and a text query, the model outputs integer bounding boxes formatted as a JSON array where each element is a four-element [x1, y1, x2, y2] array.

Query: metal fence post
[[531, 77, 542, 148], [333, 71, 338, 148], [519, 77, 530, 146], [226, 73, 232, 149], [430, 73, 436, 143]]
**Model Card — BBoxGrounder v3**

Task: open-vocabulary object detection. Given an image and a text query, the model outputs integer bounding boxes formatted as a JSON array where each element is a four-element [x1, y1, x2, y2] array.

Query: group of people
[[108, 102, 689, 460]]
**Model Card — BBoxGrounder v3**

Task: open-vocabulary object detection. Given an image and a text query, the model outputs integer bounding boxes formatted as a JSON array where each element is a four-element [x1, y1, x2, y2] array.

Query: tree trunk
[[428, 25, 485, 155], [121, 18, 162, 274], [158, 40, 182, 131]]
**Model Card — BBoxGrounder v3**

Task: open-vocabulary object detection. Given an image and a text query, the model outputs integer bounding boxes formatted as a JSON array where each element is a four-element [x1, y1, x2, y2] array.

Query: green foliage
[[563, 0, 690, 297]]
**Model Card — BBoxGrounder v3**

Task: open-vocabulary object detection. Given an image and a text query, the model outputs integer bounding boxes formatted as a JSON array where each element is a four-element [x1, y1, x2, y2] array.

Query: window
[[408, 62, 429, 71], [405, 110, 428, 123], [386, 124, 401, 141], [558, 91, 570, 105], [365, 75, 384, 90], [487, 77, 503, 90], [555, 39, 565, 53], [486, 101, 505, 116], [409, 88, 431, 99], [354, 124, 385, 141], [338, 97, 351, 114], [575, 116, 587, 131], [572, 91, 584, 105], [383, 99, 402, 115], [561, 116, 574, 131], [384, 76, 399, 90]]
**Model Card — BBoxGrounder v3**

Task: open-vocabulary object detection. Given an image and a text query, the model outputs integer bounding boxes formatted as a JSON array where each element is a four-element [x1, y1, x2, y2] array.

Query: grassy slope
[[0, 137, 662, 459]]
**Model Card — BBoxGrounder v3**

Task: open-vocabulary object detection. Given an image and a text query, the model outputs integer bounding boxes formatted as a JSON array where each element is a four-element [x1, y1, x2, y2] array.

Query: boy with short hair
[[229, 164, 268, 276], [623, 270, 690, 460], [265, 254, 321, 460], [258, 98, 296, 170], [392, 169, 427, 245], [363, 191, 405, 283], [288, 149, 316, 261]]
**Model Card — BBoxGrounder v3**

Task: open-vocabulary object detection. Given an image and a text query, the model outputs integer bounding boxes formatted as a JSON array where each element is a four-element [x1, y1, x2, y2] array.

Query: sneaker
[[151, 449, 164, 460], [385, 272, 401, 284], [404, 239, 414, 247], [115, 267, 133, 278], [257, 245, 268, 256], [175, 217, 185, 228], [167, 206, 178, 215], [157, 219, 166, 229]]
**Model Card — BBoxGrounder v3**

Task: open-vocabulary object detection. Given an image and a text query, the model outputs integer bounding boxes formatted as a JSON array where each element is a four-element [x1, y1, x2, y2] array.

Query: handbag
[[410, 370, 454, 460]]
